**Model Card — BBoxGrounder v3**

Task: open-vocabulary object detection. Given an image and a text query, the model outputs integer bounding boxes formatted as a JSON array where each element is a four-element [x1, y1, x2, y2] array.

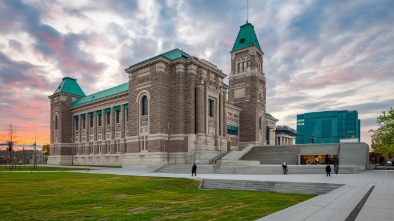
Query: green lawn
[[0, 165, 91, 171], [0, 173, 315, 221]]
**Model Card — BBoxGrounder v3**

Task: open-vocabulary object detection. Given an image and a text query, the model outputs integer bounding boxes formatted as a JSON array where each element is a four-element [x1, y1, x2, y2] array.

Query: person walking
[[334, 163, 339, 175], [326, 164, 331, 177], [192, 163, 197, 176], [282, 162, 288, 174]]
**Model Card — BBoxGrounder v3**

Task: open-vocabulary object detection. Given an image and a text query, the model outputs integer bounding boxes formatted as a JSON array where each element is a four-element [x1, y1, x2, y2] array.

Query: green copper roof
[[128, 48, 193, 69], [231, 22, 261, 52], [53, 77, 85, 96], [266, 113, 275, 119], [72, 83, 129, 107]]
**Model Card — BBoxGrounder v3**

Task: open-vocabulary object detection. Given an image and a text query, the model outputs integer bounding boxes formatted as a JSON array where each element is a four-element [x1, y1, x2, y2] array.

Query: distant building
[[275, 125, 297, 145], [0, 144, 43, 164], [296, 110, 360, 144], [266, 113, 279, 145]]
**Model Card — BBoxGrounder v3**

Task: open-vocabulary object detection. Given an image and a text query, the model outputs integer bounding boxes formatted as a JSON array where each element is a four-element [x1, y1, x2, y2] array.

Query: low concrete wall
[[239, 143, 368, 170], [339, 143, 369, 171]]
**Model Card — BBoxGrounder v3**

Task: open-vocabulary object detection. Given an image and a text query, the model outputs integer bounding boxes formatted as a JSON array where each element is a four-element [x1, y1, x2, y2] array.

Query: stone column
[[195, 83, 205, 134], [121, 104, 125, 153]]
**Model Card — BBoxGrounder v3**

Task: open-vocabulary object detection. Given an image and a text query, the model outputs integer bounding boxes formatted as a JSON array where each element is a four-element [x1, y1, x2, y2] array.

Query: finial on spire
[[246, 1, 249, 24]]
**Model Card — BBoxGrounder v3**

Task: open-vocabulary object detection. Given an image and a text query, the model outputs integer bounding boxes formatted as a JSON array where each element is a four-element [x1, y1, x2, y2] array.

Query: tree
[[42, 144, 50, 156], [370, 107, 394, 155], [0, 123, 18, 168], [42, 143, 49, 164]]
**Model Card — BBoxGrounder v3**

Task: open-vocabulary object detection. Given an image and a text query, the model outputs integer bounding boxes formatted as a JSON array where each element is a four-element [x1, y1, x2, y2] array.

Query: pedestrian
[[326, 164, 331, 177], [334, 163, 339, 175], [282, 162, 288, 174], [192, 163, 197, 176]]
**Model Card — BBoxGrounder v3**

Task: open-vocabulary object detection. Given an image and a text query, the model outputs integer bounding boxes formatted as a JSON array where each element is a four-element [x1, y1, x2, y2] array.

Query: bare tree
[[1, 123, 18, 168]]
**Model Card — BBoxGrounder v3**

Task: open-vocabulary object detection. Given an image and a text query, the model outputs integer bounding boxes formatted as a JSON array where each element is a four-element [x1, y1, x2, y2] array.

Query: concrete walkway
[[48, 165, 394, 221]]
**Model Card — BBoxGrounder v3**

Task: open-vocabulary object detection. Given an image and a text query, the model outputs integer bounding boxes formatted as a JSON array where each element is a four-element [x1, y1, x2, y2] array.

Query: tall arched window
[[142, 96, 148, 116], [54, 115, 58, 130]]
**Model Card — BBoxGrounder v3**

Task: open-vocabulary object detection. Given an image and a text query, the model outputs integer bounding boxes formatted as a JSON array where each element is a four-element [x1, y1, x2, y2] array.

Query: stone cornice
[[125, 56, 227, 79]]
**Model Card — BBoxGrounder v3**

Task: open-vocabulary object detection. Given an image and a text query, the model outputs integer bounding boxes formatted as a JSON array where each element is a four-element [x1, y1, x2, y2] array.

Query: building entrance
[[300, 154, 338, 165]]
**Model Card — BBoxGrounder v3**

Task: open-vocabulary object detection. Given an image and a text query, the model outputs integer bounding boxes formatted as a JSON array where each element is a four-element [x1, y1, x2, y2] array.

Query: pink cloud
[[223, 38, 234, 46]]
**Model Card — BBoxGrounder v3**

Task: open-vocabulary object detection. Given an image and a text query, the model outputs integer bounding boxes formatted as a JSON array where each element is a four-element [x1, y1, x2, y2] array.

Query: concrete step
[[200, 179, 344, 195]]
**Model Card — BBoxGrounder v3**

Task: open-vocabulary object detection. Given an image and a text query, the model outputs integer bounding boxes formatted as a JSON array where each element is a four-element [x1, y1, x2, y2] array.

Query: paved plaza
[[58, 166, 394, 220]]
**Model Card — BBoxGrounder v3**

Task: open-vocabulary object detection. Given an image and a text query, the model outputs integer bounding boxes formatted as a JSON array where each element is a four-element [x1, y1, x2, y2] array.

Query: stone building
[[275, 125, 297, 145], [48, 22, 277, 165]]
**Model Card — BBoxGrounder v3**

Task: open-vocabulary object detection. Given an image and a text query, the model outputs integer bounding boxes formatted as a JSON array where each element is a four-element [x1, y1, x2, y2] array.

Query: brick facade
[[48, 23, 277, 166]]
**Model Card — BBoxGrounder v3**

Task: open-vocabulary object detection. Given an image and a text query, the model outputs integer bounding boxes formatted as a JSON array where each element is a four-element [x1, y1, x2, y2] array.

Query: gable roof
[[53, 77, 85, 97], [231, 22, 261, 52], [71, 83, 129, 107], [127, 48, 193, 69]]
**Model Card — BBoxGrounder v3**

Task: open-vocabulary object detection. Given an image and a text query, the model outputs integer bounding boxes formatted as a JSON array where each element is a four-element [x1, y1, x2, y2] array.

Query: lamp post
[[71, 138, 74, 166], [309, 135, 315, 144]]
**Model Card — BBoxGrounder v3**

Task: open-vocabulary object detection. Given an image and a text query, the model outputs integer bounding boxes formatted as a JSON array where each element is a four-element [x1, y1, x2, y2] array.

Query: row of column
[[72, 104, 128, 144], [275, 136, 294, 146]]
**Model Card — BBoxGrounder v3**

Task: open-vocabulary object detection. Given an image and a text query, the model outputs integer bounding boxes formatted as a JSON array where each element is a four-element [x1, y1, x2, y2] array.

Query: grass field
[[0, 165, 91, 171], [0, 172, 315, 220]]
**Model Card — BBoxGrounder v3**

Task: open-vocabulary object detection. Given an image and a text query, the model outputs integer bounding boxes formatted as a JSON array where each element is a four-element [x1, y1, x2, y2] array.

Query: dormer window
[[240, 38, 246, 44]]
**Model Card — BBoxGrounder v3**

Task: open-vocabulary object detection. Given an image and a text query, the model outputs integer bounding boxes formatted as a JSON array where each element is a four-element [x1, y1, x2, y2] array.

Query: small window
[[75, 119, 79, 130], [142, 96, 148, 116], [90, 115, 94, 128], [107, 112, 110, 125], [208, 99, 214, 117], [240, 38, 246, 43], [98, 115, 102, 126], [227, 125, 238, 135]]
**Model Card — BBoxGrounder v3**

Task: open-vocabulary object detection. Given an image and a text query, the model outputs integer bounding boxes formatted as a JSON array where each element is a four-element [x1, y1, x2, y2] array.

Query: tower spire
[[246, 1, 249, 24]]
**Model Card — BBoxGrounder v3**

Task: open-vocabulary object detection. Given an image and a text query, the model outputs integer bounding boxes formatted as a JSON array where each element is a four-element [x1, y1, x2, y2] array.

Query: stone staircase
[[242, 145, 302, 165], [200, 179, 344, 195], [154, 164, 357, 174]]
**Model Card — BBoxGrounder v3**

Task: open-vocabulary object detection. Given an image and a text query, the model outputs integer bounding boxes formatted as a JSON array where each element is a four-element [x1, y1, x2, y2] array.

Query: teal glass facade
[[296, 110, 360, 144]]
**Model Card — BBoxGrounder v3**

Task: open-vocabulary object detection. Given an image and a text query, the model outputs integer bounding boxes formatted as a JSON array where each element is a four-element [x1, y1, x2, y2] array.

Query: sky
[[0, 0, 393, 146]]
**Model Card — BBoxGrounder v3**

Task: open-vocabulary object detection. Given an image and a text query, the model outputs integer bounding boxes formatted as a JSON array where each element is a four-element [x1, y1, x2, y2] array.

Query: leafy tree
[[370, 107, 394, 155], [0, 123, 18, 168], [42, 144, 50, 156]]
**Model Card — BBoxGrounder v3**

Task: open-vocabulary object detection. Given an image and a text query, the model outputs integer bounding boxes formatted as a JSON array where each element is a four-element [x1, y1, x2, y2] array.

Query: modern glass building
[[296, 110, 360, 144]]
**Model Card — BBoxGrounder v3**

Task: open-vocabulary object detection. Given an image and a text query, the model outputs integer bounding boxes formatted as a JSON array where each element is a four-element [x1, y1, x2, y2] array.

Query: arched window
[[55, 115, 58, 130], [142, 96, 148, 116]]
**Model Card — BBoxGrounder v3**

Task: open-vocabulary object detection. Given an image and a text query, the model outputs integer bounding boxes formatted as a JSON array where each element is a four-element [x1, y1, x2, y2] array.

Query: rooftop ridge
[[72, 82, 129, 107]]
